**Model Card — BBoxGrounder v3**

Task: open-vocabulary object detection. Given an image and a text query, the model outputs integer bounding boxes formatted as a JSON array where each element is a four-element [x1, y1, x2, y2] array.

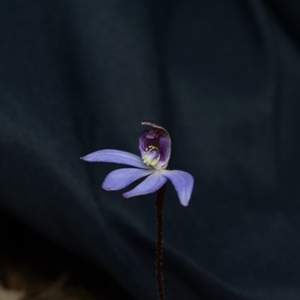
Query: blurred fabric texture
[[1, 1, 300, 299]]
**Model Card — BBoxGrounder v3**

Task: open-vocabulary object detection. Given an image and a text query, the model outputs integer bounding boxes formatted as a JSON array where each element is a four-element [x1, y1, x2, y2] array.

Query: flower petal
[[123, 171, 167, 198], [81, 149, 150, 169], [162, 170, 194, 206], [102, 168, 154, 191]]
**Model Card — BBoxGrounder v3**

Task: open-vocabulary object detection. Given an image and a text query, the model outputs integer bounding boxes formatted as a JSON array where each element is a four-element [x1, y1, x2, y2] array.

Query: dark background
[[1, 1, 300, 299]]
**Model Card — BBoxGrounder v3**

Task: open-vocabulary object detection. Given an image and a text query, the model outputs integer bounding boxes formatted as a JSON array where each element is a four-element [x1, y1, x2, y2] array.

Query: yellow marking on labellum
[[142, 148, 160, 167], [146, 145, 158, 151]]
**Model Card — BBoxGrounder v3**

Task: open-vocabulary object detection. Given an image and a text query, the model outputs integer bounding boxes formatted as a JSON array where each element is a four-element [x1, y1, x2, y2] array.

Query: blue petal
[[123, 171, 167, 198], [102, 168, 153, 191], [162, 170, 194, 206], [81, 149, 150, 169]]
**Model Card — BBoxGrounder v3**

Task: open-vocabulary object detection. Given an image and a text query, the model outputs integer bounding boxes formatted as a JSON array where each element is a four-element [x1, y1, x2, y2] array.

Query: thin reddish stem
[[155, 183, 166, 300]]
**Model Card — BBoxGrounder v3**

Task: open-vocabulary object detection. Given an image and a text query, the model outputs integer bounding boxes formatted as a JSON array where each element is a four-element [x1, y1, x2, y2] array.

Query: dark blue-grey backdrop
[[1, 1, 300, 299]]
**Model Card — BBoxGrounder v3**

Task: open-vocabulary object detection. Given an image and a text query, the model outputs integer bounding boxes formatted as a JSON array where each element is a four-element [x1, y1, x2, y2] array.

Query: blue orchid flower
[[81, 121, 194, 206]]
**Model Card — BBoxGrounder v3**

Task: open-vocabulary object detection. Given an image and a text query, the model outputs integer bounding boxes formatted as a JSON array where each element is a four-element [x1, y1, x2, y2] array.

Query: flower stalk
[[156, 183, 166, 300]]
